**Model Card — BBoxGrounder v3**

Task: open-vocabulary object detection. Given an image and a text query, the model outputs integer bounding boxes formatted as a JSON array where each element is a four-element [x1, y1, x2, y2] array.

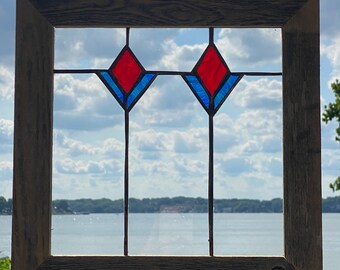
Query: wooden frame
[[12, 0, 322, 269]]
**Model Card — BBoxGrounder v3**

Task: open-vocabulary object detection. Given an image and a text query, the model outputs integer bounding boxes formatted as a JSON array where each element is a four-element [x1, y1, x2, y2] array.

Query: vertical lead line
[[208, 113, 214, 256], [209, 27, 214, 45], [124, 110, 129, 256], [126, 27, 130, 47]]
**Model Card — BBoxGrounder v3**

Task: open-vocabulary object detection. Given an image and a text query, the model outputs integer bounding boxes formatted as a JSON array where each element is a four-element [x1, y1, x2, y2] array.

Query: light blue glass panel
[[100, 71, 124, 104], [214, 75, 240, 109], [185, 75, 210, 109], [127, 73, 156, 109]]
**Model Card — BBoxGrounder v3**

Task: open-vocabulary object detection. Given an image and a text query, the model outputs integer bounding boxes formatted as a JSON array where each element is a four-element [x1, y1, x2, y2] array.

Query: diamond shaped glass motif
[[182, 43, 242, 115], [97, 46, 156, 112], [196, 45, 229, 96], [110, 47, 143, 93]]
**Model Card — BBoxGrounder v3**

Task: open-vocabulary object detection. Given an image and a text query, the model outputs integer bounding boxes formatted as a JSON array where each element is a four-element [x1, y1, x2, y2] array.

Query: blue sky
[[0, 1, 339, 200]]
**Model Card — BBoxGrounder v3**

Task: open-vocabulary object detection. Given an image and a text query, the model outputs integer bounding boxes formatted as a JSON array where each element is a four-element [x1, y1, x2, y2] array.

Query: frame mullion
[[282, 1, 322, 269], [12, 0, 54, 269], [37, 256, 293, 270]]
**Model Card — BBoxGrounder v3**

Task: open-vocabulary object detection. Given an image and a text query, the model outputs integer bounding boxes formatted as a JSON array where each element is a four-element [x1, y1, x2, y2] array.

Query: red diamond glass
[[111, 49, 142, 93], [196, 45, 229, 96]]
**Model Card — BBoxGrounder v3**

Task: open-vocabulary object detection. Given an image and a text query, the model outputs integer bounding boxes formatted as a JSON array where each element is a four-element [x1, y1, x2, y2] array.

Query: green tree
[[0, 257, 10, 270], [322, 80, 340, 191]]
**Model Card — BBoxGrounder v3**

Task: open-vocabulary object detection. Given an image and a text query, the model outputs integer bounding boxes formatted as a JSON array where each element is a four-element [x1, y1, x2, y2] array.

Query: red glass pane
[[111, 49, 142, 93], [197, 46, 229, 96]]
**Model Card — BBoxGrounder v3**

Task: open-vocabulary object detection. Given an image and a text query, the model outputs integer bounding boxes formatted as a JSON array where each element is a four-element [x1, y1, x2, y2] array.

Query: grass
[[0, 257, 10, 270]]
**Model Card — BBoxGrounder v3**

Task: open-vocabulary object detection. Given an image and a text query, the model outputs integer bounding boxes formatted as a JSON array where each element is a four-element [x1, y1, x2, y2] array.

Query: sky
[[0, 1, 339, 201]]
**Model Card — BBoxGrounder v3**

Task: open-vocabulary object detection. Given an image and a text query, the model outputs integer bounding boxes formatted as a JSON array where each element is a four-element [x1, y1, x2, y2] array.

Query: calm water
[[1, 213, 339, 270]]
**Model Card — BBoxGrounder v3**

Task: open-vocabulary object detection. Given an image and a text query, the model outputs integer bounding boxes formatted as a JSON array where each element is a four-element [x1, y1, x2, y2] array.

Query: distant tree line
[[1, 196, 340, 215], [0, 197, 12, 215]]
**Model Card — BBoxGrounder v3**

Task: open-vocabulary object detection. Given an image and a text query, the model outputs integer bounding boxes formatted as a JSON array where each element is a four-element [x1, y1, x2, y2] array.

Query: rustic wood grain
[[12, 0, 54, 269], [12, 0, 322, 269], [28, 0, 308, 27], [282, 1, 322, 270], [37, 256, 294, 270]]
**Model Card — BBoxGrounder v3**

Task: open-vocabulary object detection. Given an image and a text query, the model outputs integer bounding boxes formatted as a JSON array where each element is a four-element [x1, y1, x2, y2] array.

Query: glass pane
[[52, 74, 124, 255], [213, 74, 283, 255], [129, 76, 209, 255]]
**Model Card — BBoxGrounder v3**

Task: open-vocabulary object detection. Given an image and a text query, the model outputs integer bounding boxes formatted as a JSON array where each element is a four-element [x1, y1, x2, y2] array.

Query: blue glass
[[185, 75, 210, 109], [214, 75, 240, 109], [100, 71, 124, 103], [127, 73, 155, 109]]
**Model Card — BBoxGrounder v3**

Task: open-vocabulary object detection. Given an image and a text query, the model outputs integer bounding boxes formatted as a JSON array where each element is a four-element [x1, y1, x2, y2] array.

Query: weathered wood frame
[[12, 0, 321, 270]]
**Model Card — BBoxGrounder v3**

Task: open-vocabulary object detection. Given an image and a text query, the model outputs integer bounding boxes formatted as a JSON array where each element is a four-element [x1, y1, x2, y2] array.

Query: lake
[[1, 213, 339, 269]]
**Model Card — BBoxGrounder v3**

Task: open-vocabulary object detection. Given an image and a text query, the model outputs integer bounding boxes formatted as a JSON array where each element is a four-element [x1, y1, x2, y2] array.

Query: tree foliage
[[322, 80, 340, 191], [323, 80, 340, 141], [0, 257, 10, 270]]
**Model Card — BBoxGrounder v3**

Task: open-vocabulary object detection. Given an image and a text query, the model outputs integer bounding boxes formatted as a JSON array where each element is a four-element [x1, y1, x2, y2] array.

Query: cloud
[[55, 158, 122, 178], [133, 77, 203, 128], [216, 28, 281, 70], [132, 129, 167, 153], [54, 131, 101, 156], [102, 138, 124, 157], [217, 157, 253, 177], [55, 28, 125, 68], [321, 35, 340, 78], [172, 130, 205, 154], [236, 110, 281, 137], [172, 156, 206, 177], [130, 28, 181, 69], [0, 66, 14, 99], [157, 40, 205, 70], [137, 77, 196, 111], [54, 74, 123, 130], [322, 148, 340, 176], [0, 119, 13, 153], [0, 161, 12, 181], [0, 118, 13, 141], [233, 78, 282, 110], [55, 28, 181, 70]]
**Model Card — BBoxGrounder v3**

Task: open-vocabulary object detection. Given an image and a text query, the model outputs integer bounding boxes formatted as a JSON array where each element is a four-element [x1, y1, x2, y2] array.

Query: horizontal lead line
[[54, 70, 282, 76], [236, 72, 282, 76], [54, 69, 105, 74], [149, 71, 191, 76]]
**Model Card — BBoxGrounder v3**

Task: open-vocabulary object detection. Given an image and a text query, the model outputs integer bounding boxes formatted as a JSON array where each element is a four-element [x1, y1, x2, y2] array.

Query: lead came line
[[124, 27, 130, 256], [208, 113, 214, 256], [124, 110, 129, 256]]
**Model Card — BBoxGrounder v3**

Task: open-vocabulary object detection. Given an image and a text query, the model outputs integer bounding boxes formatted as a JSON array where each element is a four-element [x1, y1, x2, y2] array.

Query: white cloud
[[54, 74, 123, 130], [132, 129, 167, 153], [236, 110, 281, 138], [54, 131, 101, 156], [216, 28, 281, 69], [0, 119, 13, 153], [55, 28, 125, 68], [55, 158, 122, 177], [0, 66, 14, 99], [172, 131, 203, 154], [0, 161, 12, 181], [158, 40, 205, 70], [233, 78, 282, 110], [321, 35, 340, 78]]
